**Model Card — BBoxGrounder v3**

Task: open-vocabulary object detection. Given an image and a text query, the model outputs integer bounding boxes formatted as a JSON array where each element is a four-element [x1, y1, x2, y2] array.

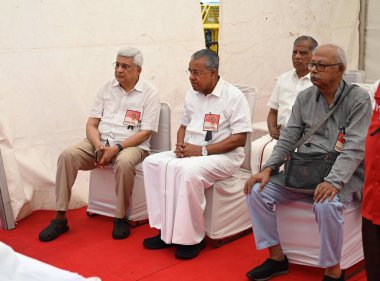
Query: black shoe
[[246, 256, 289, 281], [39, 219, 69, 242], [322, 271, 345, 281], [112, 218, 130, 239], [175, 239, 206, 260], [143, 233, 173, 249]]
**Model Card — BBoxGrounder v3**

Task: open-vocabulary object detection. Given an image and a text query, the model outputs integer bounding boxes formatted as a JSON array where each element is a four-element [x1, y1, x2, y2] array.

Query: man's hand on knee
[[98, 146, 118, 166], [244, 167, 272, 194], [313, 181, 339, 203]]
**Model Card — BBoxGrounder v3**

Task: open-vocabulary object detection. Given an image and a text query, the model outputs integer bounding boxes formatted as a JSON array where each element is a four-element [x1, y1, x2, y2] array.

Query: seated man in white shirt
[[142, 49, 252, 259], [251, 36, 318, 174], [39, 47, 161, 241]]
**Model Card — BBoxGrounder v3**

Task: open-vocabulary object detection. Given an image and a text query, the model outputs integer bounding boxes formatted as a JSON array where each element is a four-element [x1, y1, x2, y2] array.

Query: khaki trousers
[[55, 139, 148, 218]]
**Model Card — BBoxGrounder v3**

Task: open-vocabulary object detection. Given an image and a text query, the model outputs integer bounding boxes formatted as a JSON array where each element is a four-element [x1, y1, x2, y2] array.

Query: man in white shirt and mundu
[[142, 49, 252, 259]]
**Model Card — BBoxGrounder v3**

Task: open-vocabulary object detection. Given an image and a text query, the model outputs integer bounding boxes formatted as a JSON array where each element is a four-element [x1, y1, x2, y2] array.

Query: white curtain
[[365, 0, 380, 82], [0, 0, 205, 221]]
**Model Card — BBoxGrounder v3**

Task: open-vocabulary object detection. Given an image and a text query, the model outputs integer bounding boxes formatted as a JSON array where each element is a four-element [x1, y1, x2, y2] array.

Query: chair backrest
[[234, 84, 257, 171], [343, 70, 366, 83], [150, 102, 171, 153]]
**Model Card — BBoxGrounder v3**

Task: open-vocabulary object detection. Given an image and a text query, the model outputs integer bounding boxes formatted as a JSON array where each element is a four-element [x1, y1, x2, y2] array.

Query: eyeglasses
[[113, 62, 133, 71], [308, 62, 341, 72], [185, 69, 211, 77]]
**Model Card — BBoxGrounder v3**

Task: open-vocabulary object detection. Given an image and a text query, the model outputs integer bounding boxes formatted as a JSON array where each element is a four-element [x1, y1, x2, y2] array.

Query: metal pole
[[0, 150, 15, 230], [358, 0, 368, 71]]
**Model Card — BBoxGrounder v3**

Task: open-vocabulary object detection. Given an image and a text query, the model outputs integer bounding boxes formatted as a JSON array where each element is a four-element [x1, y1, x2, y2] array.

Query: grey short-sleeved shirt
[[263, 80, 372, 201]]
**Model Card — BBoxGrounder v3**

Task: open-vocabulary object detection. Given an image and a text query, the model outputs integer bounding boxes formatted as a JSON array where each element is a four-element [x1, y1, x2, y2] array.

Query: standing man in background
[[362, 81, 380, 281]]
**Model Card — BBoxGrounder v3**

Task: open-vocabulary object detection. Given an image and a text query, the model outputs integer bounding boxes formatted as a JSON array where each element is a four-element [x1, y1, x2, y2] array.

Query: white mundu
[[251, 69, 312, 174], [143, 78, 252, 245]]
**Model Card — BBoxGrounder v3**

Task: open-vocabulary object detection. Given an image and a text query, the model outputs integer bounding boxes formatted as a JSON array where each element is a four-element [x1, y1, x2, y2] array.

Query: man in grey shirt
[[244, 44, 372, 281]]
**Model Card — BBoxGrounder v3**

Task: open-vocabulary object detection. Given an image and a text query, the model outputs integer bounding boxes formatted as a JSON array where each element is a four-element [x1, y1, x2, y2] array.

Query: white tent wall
[[364, 0, 380, 82], [0, 0, 205, 221], [218, 0, 360, 123]]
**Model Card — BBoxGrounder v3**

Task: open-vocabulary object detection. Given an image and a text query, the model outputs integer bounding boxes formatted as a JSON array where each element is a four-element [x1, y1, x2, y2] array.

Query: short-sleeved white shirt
[[266, 69, 312, 127], [89, 77, 160, 151], [180, 77, 252, 162]]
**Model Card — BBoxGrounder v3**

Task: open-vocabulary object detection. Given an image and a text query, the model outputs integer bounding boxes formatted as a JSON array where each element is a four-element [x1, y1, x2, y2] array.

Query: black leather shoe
[[112, 218, 130, 239], [39, 219, 69, 242], [246, 256, 289, 281], [175, 239, 206, 260], [143, 233, 173, 249], [322, 271, 345, 281]]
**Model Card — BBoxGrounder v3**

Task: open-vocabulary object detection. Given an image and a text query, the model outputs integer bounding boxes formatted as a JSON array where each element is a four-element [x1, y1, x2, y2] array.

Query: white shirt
[[368, 79, 379, 109], [180, 77, 252, 162], [267, 69, 312, 127], [89, 77, 160, 151]]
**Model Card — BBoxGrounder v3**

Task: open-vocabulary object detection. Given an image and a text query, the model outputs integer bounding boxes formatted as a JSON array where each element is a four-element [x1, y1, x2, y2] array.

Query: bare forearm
[[119, 130, 152, 149], [267, 109, 278, 131], [86, 122, 101, 150], [177, 125, 186, 144]]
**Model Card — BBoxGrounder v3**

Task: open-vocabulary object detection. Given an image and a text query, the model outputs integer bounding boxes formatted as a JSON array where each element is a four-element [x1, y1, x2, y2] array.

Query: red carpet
[[0, 207, 366, 281]]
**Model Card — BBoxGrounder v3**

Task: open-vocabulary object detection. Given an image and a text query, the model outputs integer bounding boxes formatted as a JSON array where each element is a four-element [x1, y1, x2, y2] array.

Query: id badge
[[123, 110, 141, 127], [334, 127, 345, 152], [203, 114, 220, 132]]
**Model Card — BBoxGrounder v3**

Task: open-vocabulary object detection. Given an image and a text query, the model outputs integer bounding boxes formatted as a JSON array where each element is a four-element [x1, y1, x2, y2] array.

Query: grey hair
[[191, 49, 219, 71], [294, 35, 318, 50], [314, 44, 347, 71], [117, 47, 143, 67], [336, 46, 347, 70]]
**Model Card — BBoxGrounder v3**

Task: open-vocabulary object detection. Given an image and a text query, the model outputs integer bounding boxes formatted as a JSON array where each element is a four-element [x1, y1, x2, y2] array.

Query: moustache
[[310, 75, 319, 80]]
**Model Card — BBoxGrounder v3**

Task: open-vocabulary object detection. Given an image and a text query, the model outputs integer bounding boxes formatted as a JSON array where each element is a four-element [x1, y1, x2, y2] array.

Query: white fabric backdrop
[[218, 0, 360, 122], [365, 0, 380, 82], [0, 0, 204, 220]]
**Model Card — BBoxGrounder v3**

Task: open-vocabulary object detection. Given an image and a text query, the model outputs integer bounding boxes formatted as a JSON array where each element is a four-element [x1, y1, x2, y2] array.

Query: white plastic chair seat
[[276, 197, 363, 269]]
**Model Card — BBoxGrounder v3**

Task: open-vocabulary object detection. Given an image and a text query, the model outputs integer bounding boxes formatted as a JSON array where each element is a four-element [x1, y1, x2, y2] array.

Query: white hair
[[314, 44, 347, 71], [117, 47, 143, 67]]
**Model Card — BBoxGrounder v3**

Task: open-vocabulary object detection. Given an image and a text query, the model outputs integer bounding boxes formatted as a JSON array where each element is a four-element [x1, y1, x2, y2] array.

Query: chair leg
[[207, 228, 252, 248], [86, 211, 98, 217], [128, 218, 149, 228]]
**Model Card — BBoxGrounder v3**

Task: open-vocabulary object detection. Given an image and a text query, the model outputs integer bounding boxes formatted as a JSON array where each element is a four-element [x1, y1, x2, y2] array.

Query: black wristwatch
[[115, 143, 123, 152]]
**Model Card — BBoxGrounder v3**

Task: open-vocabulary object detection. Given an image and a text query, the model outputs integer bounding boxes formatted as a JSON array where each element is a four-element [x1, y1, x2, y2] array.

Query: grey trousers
[[246, 181, 345, 267], [55, 139, 148, 218]]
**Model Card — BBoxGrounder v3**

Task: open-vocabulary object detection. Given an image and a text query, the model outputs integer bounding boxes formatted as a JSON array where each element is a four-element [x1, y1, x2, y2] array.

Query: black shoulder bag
[[284, 84, 357, 194]]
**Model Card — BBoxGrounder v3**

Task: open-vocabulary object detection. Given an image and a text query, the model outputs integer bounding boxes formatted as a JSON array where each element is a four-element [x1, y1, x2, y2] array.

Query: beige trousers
[[55, 139, 148, 218]]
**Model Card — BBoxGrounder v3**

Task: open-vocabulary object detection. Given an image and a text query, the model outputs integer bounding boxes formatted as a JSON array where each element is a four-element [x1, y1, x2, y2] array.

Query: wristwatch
[[115, 143, 123, 152], [201, 146, 208, 156]]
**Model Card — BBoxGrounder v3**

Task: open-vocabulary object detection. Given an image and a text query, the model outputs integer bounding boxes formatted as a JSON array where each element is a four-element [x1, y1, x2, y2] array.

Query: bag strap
[[292, 83, 358, 150]]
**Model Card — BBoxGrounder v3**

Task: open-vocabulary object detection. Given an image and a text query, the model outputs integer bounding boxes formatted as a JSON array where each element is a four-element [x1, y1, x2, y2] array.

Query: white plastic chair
[[204, 84, 256, 245], [343, 70, 366, 84], [86, 102, 171, 224]]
